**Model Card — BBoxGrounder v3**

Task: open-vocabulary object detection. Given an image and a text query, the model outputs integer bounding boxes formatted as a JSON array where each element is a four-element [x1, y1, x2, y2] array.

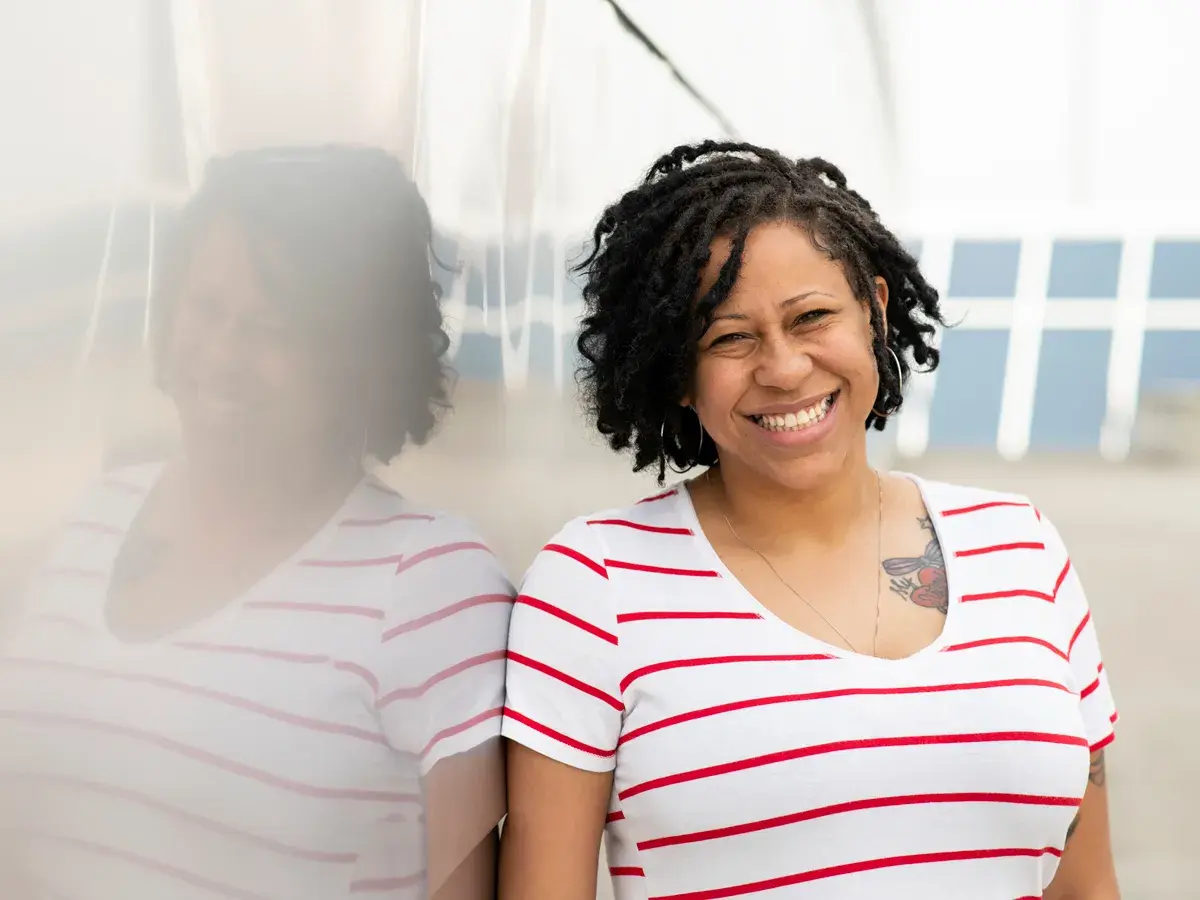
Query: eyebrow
[[712, 290, 835, 321]]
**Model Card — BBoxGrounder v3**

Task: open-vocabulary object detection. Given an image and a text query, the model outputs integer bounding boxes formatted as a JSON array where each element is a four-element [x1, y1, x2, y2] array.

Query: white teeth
[[754, 394, 834, 432]]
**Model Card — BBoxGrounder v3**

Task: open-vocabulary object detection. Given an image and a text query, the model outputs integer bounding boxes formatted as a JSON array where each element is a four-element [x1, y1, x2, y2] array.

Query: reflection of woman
[[500, 142, 1120, 899], [1, 147, 511, 900]]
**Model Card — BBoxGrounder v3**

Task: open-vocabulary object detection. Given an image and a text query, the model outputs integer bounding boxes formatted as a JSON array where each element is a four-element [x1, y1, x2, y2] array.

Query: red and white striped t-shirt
[[501, 474, 1117, 900], [0, 464, 513, 900]]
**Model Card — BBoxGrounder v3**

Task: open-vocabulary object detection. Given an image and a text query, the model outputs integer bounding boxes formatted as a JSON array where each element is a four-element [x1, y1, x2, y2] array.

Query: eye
[[708, 332, 748, 347], [793, 308, 833, 327]]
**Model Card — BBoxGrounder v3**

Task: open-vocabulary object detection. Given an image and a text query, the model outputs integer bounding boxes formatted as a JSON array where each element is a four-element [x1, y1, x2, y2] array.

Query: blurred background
[[1, 1, 1197, 896]]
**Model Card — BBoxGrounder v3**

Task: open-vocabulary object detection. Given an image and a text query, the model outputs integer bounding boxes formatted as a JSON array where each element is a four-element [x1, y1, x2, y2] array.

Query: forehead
[[175, 215, 292, 314], [698, 221, 847, 310]]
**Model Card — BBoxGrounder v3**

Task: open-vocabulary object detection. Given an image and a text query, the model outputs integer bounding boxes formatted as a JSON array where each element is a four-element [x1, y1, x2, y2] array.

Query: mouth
[[748, 390, 839, 433]]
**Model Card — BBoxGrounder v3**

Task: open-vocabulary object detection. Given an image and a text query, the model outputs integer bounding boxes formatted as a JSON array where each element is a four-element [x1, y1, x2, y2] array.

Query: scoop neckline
[[676, 470, 960, 667], [95, 463, 373, 650]]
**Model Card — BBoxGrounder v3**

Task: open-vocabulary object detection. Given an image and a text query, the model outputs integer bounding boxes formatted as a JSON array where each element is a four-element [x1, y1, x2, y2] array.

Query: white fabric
[[502, 474, 1117, 900], [0, 464, 513, 900]]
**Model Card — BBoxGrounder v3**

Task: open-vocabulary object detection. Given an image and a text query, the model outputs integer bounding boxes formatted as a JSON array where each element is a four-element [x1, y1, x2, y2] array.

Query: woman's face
[[160, 216, 349, 473], [687, 220, 887, 492]]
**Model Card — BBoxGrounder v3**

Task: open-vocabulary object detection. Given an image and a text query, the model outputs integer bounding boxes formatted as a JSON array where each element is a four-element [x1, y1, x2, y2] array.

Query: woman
[[0, 147, 511, 899], [499, 142, 1119, 899]]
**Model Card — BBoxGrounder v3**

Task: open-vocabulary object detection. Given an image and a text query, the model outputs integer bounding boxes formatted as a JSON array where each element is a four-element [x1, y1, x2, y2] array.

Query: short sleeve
[[1041, 513, 1118, 753], [501, 517, 622, 773], [375, 514, 515, 774]]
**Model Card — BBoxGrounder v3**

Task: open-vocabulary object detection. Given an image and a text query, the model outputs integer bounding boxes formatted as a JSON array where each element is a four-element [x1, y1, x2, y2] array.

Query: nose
[[753, 332, 813, 390], [187, 305, 254, 384]]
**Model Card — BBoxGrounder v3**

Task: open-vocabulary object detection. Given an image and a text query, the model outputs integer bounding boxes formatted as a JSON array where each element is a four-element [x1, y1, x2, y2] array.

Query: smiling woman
[[498, 141, 1121, 900]]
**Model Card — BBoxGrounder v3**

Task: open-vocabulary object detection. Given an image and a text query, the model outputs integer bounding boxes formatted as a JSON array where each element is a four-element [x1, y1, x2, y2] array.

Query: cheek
[[691, 357, 747, 414]]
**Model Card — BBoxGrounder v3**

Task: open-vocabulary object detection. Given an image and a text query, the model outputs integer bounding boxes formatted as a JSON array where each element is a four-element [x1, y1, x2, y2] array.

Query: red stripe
[[332, 660, 380, 694], [649, 847, 1061, 900], [340, 513, 434, 526], [2, 657, 388, 744], [509, 652, 622, 710], [1080, 676, 1101, 700], [395, 541, 490, 575], [421, 706, 503, 758], [383, 592, 513, 641], [10, 774, 357, 863], [545, 543, 608, 578], [517, 594, 618, 644], [350, 873, 425, 892], [1091, 732, 1115, 753], [955, 541, 1045, 558], [1035, 507, 1043, 521], [620, 731, 1087, 800], [587, 518, 693, 535], [943, 636, 1068, 661], [377, 650, 507, 707], [605, 559, 720, 578], [619, 678, 1072, 746], [175, 642, 381, 694], [175, 641, 329, 665], [502, 707, 615, 758], [961, 589, 1054, 603], [174, 643, 376, 696], [617, 611, 761, 623], [611, 867, 646, 877], [300, 554, 405, 569], [1110, 710, 1119, 724], [0, 711, 419, 802], [940, 500, 1031, 517], [621, 654, 831, 694], [17, 829, 273, 900], [62, 521, 123, 535], [244, 601, 385, 619], [638, 489, 678, 504], [606, 810, 625, 823], [638, 791, 1080, 850], [1067, 611, 1091, 657], [1052, 559, 1072, 598]]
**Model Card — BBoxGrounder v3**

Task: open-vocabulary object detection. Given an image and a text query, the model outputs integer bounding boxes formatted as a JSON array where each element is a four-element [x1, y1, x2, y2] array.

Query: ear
[[874, 275, 889, 315]]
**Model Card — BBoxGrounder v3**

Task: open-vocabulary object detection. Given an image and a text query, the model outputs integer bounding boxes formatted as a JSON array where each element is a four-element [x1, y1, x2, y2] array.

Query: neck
[[175, 448, 362, 533], [710, 451, 879, 552]]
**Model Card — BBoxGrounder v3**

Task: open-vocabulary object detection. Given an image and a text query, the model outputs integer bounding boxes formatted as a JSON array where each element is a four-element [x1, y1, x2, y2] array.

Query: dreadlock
[[152, 145, 452, 463], [574, 140, 945, 483]]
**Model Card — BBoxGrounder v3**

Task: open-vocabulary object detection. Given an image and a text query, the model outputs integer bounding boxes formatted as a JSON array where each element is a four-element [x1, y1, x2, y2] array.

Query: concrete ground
[[1, 373, 1195, 897]]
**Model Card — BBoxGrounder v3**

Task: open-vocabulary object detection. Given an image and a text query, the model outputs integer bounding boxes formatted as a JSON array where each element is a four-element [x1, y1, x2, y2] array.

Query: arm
[[1040, 512, 1121, 900], [1045, 749, 1119, 900], [376, 514, 515, 899], [499, 742, 612, 900], [497, 519, 623, 900], [426, 739, 506, 898]]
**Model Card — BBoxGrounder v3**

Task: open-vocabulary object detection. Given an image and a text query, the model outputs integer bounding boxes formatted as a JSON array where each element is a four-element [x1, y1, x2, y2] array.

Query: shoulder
[[906, 473, 1049, 540], [528, 484, 696, 575]]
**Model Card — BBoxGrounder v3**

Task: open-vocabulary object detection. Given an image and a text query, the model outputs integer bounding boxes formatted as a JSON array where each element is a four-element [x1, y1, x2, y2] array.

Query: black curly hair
[[151, 145, 451, 464], [574, 140, 946, 483]]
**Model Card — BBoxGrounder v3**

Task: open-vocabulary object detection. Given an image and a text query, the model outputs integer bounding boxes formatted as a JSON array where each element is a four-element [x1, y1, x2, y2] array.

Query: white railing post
[[1099, 235, 1156, 460], [895, 235, 954, 458], [996, 235, 1054, 460]]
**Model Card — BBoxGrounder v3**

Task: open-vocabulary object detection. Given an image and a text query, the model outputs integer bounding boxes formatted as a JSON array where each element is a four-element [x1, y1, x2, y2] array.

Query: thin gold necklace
[[707, 468, 885, 657]]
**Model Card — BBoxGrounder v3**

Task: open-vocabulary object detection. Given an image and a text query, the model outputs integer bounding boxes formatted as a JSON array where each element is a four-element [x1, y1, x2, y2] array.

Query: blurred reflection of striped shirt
[[0, 464, 513, 900]]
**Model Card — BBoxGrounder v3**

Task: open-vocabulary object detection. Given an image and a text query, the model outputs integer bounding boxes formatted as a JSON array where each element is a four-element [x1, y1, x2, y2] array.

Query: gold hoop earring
[[872, 345, 904, 418]]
